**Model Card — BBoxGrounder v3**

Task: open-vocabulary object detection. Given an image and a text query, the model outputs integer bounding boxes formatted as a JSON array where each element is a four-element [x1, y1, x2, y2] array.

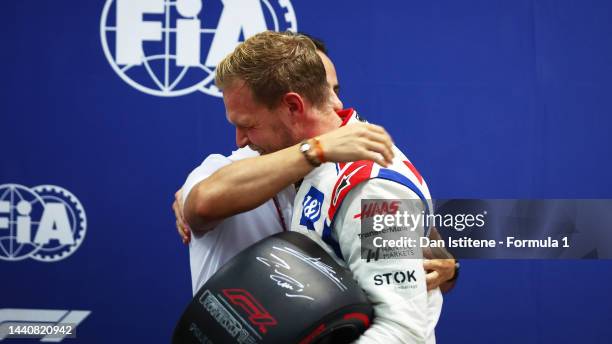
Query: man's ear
[[281, 92, 305, 115]]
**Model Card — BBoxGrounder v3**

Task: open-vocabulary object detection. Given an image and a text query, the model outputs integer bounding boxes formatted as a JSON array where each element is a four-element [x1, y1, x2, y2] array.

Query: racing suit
[[291, 109, 443, 343]]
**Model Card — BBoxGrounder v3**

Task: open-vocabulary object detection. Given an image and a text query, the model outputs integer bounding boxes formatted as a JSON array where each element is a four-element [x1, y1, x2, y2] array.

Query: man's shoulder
[[331, 161, 376, 204], [227, 146, 260, 162], [192, 146, 259, 172], [328, 154, 431, 218], [330, 155, 428, 201], [180, 148, 258, 208]]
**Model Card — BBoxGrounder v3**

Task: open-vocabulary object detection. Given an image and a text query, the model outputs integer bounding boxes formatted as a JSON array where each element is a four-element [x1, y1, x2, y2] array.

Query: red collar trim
[[336, 108, 355, 127]]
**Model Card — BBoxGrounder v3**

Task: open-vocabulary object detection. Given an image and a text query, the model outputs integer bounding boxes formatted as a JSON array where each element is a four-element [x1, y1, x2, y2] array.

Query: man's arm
[[335, 180, 441, 343], [184, 123, 395, 234]]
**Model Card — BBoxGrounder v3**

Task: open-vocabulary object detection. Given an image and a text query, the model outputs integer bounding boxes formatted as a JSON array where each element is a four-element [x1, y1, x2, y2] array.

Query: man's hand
[[318, 123, 394, 167], [172, 189, 191, 244], [422, 227, 457, 292], [423, 258, 456, 291]]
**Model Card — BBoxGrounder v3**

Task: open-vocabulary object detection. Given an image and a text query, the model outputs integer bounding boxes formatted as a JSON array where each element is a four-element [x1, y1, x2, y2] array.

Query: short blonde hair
[[215, 31, 330, 109]]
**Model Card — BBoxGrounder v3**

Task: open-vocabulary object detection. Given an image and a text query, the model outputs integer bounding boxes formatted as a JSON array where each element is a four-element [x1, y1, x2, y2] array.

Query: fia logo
[[300, 186, 323, 230], [100, 0, 298, 97], [0, 184, 86, 262]]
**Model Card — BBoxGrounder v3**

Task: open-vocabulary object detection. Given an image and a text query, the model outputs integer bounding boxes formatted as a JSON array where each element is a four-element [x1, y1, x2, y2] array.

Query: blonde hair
[[215, 31, 330, 109]]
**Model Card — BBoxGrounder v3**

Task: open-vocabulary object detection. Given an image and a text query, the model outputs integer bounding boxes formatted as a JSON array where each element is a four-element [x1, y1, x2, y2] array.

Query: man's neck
[[303, 108, 343, 138]]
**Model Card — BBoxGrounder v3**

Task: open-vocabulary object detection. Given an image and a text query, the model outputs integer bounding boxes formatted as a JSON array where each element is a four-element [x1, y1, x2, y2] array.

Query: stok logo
[[0, 184, 86, 262], [100, 0, 297, 97], [222, 289, 277, 335], [373, 270, 417, 286]]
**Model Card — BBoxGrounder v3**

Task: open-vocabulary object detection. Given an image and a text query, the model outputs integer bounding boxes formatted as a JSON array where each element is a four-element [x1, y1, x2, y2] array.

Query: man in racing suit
[[291, 109, 442, 343]]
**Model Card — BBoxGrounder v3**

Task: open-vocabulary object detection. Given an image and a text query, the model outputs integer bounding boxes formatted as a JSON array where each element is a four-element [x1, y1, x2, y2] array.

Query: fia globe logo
[[100, 0, 298, 97], [0, 184, 86, 262]]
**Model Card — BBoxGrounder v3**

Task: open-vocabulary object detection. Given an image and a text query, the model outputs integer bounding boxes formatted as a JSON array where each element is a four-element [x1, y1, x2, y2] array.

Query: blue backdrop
[[1, 0, 611, 343]]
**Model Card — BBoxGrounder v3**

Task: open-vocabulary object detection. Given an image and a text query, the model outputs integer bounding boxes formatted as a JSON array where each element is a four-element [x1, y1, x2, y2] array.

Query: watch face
[[300, 143, 311, 153]]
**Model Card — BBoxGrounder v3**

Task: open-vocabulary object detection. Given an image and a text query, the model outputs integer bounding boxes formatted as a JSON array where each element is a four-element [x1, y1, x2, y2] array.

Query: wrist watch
[[300, 141, 321, 167]]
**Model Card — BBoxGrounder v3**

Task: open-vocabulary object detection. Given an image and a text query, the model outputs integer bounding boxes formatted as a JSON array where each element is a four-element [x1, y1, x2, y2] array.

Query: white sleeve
[[181, 147, 260, 209], [181, 154, 231, 209], [334, 179, 434, 344]]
